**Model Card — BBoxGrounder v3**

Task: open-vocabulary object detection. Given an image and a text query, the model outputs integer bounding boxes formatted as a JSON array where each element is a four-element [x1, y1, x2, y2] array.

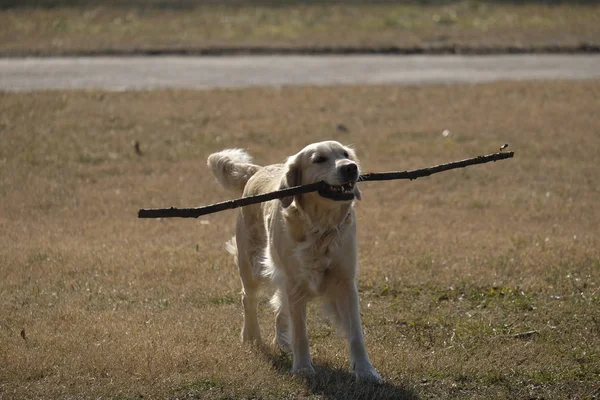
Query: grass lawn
[[1, 1, 600, 55], [1, 81, 599, 399]]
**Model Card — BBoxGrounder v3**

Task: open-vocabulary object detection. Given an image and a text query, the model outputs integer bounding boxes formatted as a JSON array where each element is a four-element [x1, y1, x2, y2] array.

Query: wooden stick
[[138, 181, 325, 219], [359, 150, 514, 182], [138, 150, 514, 219]]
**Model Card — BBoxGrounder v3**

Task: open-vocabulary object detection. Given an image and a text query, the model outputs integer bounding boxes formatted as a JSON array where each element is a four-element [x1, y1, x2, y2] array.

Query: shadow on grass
[[260, 347, 418, 400]]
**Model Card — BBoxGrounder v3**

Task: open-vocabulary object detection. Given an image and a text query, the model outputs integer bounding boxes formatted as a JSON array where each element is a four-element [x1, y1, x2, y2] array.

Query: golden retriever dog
[[207, 141, 382, 383]]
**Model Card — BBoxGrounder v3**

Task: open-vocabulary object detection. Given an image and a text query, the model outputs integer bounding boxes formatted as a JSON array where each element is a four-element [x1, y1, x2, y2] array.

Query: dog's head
[[279, 141, 362, 208]]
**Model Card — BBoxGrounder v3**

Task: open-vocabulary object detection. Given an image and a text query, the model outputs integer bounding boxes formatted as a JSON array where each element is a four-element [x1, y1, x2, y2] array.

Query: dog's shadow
[[260, 347, 418, 400]]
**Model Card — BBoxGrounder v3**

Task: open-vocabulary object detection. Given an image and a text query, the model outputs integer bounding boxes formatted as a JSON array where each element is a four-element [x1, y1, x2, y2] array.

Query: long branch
[[138, 150, 514, 219]]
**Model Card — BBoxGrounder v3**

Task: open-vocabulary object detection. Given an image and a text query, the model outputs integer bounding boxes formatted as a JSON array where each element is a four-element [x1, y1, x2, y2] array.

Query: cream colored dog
[[207, 141, 381, 383]]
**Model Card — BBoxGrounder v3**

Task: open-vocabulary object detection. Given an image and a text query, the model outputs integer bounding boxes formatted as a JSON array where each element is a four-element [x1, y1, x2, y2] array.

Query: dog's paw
[[274, 336, 292, 354], [291, 363, 315, 376], [241, 325, 262, 344], [353, 364, 383, 384]]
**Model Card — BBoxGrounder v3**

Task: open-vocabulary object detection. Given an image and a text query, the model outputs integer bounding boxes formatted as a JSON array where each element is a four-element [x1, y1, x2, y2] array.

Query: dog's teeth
[[342, 183, 354, 192]]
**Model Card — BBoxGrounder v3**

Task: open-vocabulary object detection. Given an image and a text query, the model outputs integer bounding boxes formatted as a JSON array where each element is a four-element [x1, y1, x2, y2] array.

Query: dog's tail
[[207, 149, 261, 194]]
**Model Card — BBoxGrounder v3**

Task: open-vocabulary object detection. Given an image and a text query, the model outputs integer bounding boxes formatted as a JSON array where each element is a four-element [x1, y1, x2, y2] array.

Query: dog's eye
[[343, 151, 349, 158], [314, 156, 328, 164]]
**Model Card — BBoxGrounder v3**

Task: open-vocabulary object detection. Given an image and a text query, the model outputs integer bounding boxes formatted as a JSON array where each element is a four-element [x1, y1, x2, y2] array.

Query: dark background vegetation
[[2, 0, 599, 9]]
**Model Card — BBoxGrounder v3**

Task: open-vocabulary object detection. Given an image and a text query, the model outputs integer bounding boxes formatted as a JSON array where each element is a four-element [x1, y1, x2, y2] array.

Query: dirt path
[[1, 55, 599, 91]]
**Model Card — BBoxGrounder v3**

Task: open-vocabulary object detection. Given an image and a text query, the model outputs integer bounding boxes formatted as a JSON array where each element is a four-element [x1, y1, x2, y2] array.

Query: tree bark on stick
[[138, 150, 513, 219]]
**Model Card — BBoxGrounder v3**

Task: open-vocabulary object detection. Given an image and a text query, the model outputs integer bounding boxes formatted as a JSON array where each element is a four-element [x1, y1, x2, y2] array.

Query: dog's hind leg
[[228, 233, 262, 344], [271, 288, 291, 353], [240, 257, 262, 344], [240, 283, 261, 344]]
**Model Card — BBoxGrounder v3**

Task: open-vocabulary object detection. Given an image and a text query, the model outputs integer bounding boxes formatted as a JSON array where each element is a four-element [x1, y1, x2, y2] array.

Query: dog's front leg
[[331, 280, 382, 383], [287, 290, 314, 375]]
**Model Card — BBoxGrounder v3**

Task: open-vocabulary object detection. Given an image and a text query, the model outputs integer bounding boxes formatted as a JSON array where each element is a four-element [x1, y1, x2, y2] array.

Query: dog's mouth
[[317, 181, 357, 201]]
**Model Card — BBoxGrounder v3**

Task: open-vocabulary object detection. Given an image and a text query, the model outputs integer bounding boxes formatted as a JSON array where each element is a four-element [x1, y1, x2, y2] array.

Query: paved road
[[1, 55, 599, 91]]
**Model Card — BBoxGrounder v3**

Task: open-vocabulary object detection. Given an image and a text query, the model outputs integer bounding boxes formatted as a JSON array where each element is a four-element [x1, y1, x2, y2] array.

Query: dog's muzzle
[[317, 181, 357, 201]]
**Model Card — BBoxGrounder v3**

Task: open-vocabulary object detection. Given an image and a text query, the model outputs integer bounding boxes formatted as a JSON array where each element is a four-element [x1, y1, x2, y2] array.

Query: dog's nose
[[341, 163, 358, 180]]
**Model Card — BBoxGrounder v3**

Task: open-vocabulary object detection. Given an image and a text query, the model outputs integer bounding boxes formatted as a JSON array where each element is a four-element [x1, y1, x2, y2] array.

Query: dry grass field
[[1, 81, 599, 399], [1, 1, 600, 55]]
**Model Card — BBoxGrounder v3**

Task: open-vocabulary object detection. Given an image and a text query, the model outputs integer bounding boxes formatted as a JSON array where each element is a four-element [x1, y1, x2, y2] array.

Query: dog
[[207, 141, 382, 383]]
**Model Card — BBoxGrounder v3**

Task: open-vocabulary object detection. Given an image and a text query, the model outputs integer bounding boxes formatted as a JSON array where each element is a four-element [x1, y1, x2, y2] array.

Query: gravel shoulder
[[2, 54, 600, 91]]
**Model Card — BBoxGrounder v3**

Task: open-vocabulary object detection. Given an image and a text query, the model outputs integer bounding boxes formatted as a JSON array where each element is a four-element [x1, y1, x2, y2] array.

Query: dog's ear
[[279, 154, 302, 208]]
